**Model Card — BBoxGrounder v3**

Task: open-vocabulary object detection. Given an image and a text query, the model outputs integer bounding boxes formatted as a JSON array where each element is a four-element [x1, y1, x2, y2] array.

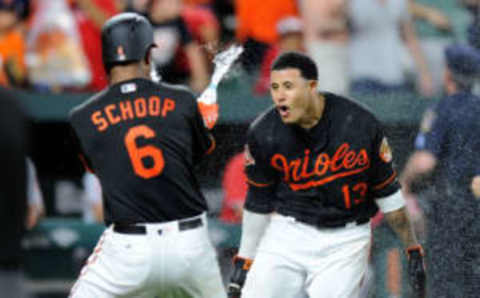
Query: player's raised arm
[[197, 45, 243, 129]]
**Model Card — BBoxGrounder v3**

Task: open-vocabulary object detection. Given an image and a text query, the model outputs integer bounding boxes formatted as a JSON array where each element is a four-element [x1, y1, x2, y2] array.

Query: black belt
[[113, 217, 203, 235], [316, 217, 369, 228], [308, 217, 369, 229], [279, 212, 369, 229]]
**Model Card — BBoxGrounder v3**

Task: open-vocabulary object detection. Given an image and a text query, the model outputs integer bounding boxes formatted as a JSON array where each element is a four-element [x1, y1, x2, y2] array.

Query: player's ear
[[308, 80, 318, 94], [144, 44, 157, 66], [444, 67, 456, 94]]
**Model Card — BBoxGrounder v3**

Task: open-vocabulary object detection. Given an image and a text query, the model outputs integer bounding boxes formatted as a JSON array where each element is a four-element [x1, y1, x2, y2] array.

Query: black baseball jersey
[[69, 78, 214, 225], [244, 92, 399, 227]]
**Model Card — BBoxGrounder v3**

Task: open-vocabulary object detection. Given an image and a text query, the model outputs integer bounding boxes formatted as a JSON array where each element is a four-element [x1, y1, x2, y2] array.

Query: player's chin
[[279, 114, 298, 125]]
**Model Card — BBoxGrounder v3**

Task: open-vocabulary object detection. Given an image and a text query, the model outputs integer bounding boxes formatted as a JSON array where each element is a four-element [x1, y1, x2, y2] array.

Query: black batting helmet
[[101, 12, 154, 70]]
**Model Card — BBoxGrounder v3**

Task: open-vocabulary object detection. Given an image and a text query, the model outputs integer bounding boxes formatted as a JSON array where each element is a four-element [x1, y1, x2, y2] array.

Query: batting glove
[[406, 244, 426, 298], [227, 256, 253, 298]]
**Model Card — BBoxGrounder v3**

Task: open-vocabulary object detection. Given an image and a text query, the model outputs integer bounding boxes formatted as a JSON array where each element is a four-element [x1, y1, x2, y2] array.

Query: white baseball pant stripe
[[69, 213, 226, 298], [242, 214, 371, 298]]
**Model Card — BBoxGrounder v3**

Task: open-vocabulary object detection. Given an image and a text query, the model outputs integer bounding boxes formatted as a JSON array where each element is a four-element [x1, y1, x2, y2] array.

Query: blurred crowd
[[0, 0, 478, 97], [3, 0, 480, 297]]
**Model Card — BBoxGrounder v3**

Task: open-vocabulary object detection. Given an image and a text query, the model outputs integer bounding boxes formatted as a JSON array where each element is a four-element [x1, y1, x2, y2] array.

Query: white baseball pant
[[69, 213, 226, 298], [242, 213, 371, 298]]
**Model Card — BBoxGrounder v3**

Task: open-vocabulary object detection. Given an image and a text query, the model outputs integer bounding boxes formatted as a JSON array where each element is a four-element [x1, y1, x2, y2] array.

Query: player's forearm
[[384, 207, 419, 248], [238, 209, 271, 259]]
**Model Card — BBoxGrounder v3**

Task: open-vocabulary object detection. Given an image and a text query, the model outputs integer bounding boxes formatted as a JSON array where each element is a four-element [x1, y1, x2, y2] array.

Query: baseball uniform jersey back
[[68, 78, 224, 298]]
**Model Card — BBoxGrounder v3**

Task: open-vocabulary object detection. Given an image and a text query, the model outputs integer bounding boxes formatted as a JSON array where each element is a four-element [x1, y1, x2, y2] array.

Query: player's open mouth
[[277, 105, 290, 118]]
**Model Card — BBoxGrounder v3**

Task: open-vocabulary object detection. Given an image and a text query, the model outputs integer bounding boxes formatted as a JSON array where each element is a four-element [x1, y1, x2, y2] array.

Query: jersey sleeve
[[369, 121, 400, 198], [244, 128, 277, 187], [68, 122, 94, 173], [243, 127, 278, 213]]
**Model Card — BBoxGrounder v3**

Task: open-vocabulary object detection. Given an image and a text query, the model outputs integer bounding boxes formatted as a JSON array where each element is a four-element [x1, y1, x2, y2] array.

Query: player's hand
[[406, 245, 426, 298], [196, 44, 243, 130], [227, 256, 253, 298], [197, 85, 219, 130]]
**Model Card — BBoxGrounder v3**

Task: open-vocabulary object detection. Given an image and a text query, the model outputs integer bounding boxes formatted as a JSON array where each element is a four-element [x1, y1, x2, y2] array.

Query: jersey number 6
[[124, 125, 165, 179]]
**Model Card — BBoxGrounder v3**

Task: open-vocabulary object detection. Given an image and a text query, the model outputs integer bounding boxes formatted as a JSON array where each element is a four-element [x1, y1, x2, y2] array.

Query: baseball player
[[402, 44, 480, 298], [68, 13, 225, 298], [227, 52, 425, 298]]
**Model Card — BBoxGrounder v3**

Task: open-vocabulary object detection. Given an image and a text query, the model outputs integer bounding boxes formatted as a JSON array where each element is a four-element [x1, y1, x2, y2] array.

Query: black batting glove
[[406, 245, 426, 298], [227, 256, 253, 298]]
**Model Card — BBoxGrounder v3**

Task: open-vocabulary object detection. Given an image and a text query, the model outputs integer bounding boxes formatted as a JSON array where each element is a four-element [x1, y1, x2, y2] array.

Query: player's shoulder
[[69, 89, 108, 121], [248, 106, 278, 136], [157, 81, 196, 101], [324, 92, 381, 127]]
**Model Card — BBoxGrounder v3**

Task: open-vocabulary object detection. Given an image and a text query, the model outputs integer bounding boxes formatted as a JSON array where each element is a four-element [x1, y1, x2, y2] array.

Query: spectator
[[181, 3, 220, 73], [0, 0, 27, 88], [219, 152, 247, 224], [0, 87, 29, 298], [148, 0, 209, 93], [348, 0, 434, 97], [410, 0, 466, 95], [301, 0, 350, 95], [402, 44, 480, 297], [234, 0, 298, 73], [254, 16, 304, 95], [26, 0, 91, 91], [72, 0, 120, 91]]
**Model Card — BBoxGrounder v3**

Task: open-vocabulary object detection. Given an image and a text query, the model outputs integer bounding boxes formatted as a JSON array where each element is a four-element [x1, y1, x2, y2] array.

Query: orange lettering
[[149, 96, 161, 116], [162, 98, 175, 117], [270, 144, 372, 190], [300, 150, 316, 179], [105, 104, 121, 125], [134, 98, 147, 118], [314, 153, 329, 176], [271, 154, 290, 181], [330, 143, 349, 171], [91, 111, 108, 132], [290, 159, 302, 181], [119, 100, 134, 120], [353, 182, 368, 204], [343, 151, 356, 169], [356, 150, 369, 166]]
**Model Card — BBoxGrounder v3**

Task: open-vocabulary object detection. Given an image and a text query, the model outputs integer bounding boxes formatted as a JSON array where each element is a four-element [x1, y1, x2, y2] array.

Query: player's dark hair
[[271, 52, 318, 81]]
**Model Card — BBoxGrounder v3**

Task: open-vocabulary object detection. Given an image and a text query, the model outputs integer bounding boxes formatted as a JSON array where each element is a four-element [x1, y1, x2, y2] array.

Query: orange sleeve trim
[[373, 171, 397, 191], [246, 177, 273, 188], [204, 134, 216, 155], [79, 154, 94, 173]]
